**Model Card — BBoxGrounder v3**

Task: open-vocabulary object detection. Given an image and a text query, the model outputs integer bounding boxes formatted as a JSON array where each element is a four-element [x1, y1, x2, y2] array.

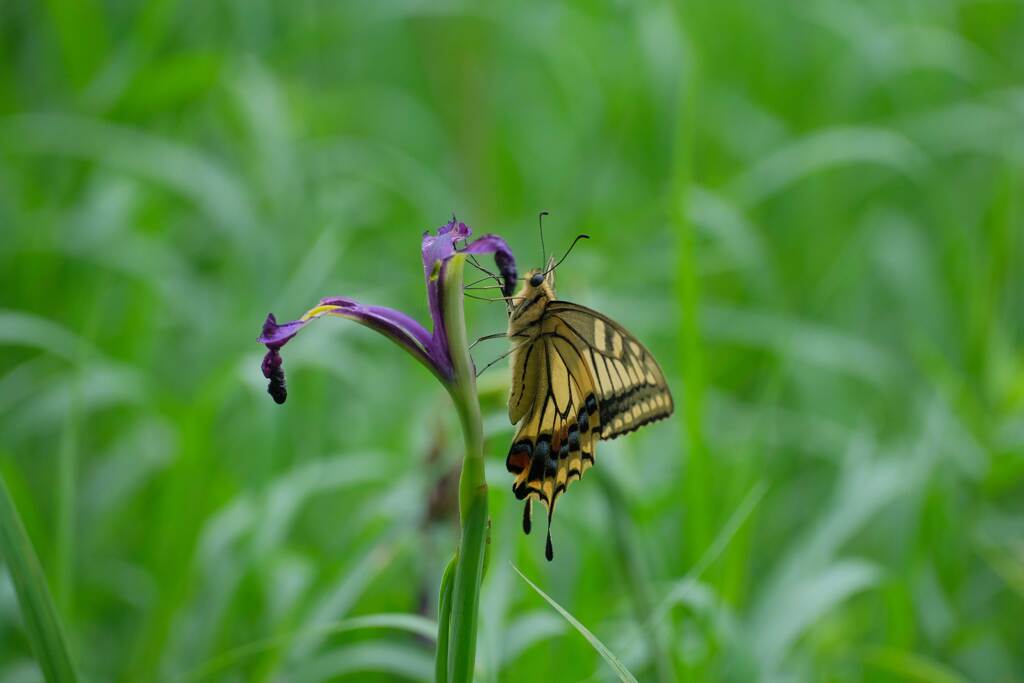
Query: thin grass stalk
[[667, 11, 708, 680], [56, 282, 103, 616], [596, 470, 677, 683], [55, 398, 77, 615], [440, 253, 489, 682], [0, 474, 79, 683], [668, 7, 710, 569]]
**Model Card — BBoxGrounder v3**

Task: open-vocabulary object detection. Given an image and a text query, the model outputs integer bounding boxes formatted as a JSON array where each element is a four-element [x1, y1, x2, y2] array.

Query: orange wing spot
[[508, 450, 530, 474]]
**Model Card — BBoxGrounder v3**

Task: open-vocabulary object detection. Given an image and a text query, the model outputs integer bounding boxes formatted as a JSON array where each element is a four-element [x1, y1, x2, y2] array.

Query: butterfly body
[[503, 266, 673, 560]]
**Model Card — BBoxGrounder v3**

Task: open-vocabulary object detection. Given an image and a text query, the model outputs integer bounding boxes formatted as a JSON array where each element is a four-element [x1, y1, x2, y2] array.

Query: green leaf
[[863, 646, 970, 683], [752, 559, 882, 667], [0, 310, 90, 361], [0, 474, 79, 683], [278, 641, 434, 683], [435, 554, 456, 683], [511, 563, 638, 683], [728, 126, 926, 206], [178, 613, 438, 682]]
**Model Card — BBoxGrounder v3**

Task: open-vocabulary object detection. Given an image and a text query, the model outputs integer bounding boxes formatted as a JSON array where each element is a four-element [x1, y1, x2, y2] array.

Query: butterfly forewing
[[547, 301, 674, 438]]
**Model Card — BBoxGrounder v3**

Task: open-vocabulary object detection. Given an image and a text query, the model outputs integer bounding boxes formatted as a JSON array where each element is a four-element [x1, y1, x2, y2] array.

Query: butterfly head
[[507, 230, 587, 321], [507, 264, 556, 323], [515, 262, 557, 299]]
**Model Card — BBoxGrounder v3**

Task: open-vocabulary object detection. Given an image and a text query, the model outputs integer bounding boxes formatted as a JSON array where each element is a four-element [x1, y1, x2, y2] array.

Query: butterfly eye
[[529, 272, 545, 287]]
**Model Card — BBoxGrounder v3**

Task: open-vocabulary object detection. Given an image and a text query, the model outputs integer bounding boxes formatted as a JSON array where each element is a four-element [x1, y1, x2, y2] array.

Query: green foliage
[[1, 0, 1023, 681], [512, 563, 638, 683], [0, 474, 78, 683]]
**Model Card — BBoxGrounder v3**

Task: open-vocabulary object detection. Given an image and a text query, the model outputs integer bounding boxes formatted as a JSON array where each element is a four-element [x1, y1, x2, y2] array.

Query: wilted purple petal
[[422, 218, 471, 285], [262, 352, 287, 403], [462, 234, 517, 297], [420, 222, 518, 338], [421, 219, 470, 370], [258, 314, 293, 403], [260, 313, 305, 349], [258, 297, 446, 402]]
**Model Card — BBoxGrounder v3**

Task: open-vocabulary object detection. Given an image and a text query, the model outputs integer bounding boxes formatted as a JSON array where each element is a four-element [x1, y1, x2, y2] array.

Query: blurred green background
[[2, 1, 1023, 681]]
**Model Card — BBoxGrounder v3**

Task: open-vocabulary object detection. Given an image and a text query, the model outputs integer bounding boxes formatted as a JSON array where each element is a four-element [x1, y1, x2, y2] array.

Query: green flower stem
[[439, 253, 489, 683]]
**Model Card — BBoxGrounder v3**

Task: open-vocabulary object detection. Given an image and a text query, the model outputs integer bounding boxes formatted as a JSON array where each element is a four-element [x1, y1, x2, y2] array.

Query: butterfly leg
[[474, 347, 514, 377], [466, 253, 501, 282], [470, 330, 532, 350], [469, 332, 507, 350], [463, 293, 517, 303]]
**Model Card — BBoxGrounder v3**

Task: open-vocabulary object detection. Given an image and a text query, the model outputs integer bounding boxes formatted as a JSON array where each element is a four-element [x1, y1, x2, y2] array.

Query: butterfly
[[502, 255, 674, 561]]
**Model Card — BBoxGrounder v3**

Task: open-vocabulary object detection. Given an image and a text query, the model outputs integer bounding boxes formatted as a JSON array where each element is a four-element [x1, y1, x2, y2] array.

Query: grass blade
[[752, 559, 882, 668], [0, 473, 79, 683], [282, 641, 434, 683], [863, 646, 970, 683], [653, 481, 769, 621], [177, 613, 438, 682], [511, 563, 638, 683], [435, 553, 456, 683]]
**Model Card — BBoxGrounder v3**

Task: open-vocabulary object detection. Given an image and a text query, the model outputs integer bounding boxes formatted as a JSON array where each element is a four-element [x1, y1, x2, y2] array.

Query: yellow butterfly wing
[[505, 300, 673, 560], [546, 301, 674, 437]]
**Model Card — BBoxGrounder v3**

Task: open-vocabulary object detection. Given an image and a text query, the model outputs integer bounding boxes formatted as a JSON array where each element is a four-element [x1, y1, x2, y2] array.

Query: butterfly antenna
[[538, 211, 549, 265], [543, 233, 590, 277]]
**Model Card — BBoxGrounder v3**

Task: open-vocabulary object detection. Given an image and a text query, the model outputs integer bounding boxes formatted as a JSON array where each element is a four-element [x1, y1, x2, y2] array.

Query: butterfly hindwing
[[506, 331, 599, 501], [505, 333, 601, 560]]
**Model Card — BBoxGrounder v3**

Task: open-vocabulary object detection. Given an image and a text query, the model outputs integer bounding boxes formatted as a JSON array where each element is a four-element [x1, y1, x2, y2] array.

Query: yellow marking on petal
[[300, 304, 344, 321]]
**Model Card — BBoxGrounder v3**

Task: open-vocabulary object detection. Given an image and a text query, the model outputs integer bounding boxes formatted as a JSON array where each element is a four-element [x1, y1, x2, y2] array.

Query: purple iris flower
[[258, 218, 517, 403]]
